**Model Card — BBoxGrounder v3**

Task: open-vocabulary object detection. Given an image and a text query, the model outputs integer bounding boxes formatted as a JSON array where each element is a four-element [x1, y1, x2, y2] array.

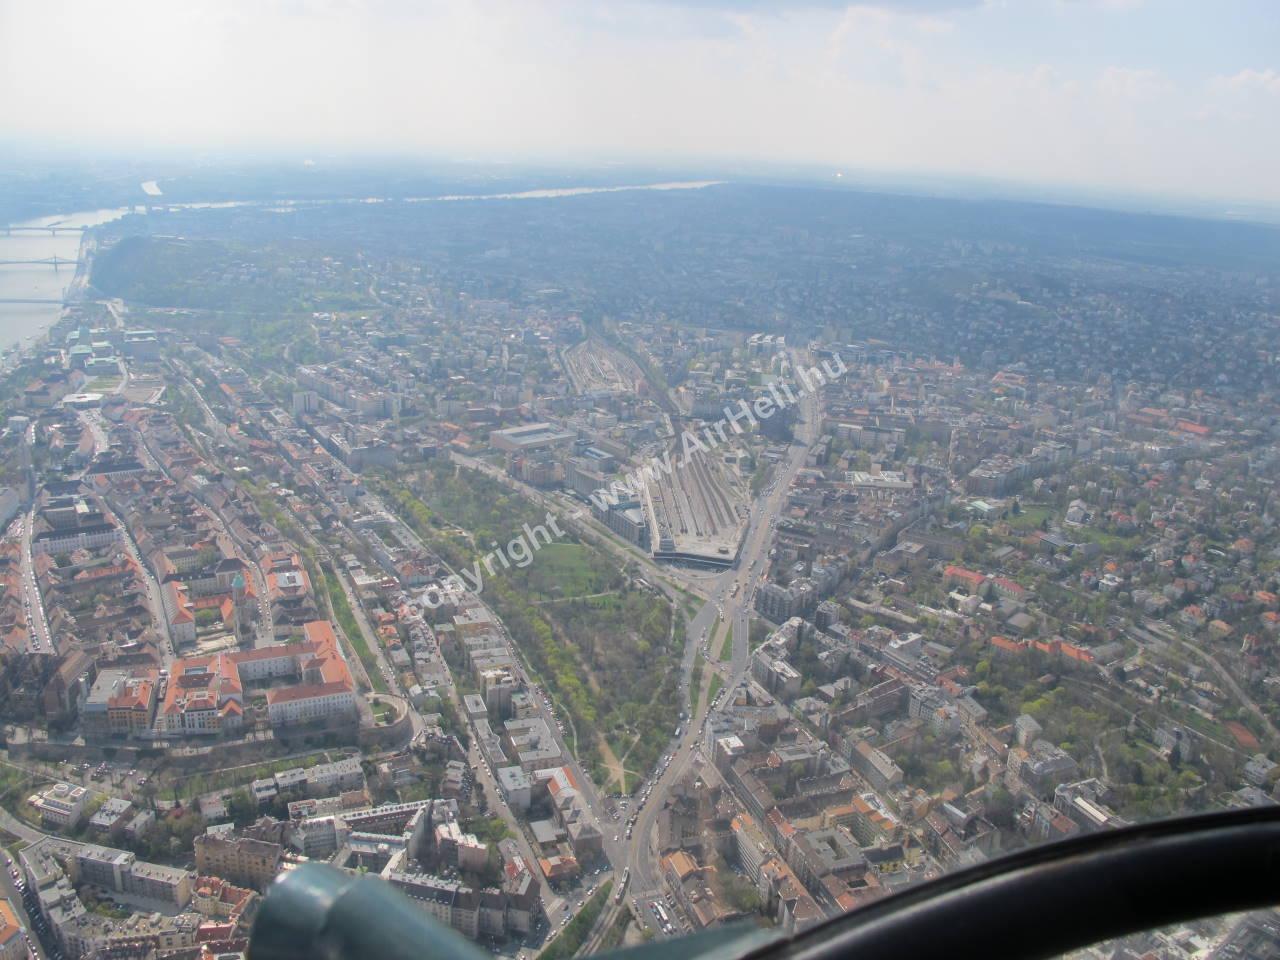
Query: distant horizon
[[5, 144, 1280, 230], [4, 1, 1278, 208]]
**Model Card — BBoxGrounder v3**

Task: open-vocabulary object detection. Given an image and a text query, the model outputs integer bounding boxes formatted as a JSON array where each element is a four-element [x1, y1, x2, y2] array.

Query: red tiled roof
[[944, 565, 986, 585], [266, 680, 352, 705]]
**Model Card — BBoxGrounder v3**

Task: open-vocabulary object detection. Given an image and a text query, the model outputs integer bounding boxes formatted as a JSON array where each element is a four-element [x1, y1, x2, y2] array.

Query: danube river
[[0, 178, 722, 353], [0, 208, 127, 351]]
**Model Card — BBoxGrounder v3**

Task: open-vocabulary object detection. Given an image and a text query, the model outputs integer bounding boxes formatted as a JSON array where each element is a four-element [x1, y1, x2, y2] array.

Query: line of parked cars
[[8, 852, 64, 960]]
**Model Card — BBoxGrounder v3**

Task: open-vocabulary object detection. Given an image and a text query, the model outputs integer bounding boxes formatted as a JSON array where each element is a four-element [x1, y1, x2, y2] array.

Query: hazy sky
[[3, 0, 1278, 204]]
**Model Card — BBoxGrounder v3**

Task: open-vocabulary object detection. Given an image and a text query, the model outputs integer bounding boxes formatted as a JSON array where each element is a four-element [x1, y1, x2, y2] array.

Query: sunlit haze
[[3, 0, 1279, 204]]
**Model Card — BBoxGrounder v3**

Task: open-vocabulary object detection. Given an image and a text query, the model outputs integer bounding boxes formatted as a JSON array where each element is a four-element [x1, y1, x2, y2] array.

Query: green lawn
[[324, 569, 388, 692], [690, 653, 706, 714], [462, 815, 513, 844], [750, 459, 774, 496], [708, 673, 724, 703], [171, 751, 336, 798], [1006, 505, 1053, 531], [1069, 525, 1143, 555], [716, 623, 733, 661], [525, 542, 610, 599]]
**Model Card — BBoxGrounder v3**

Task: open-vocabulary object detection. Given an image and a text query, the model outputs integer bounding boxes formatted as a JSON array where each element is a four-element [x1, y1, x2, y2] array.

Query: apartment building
[[194, 833, 283, 892]]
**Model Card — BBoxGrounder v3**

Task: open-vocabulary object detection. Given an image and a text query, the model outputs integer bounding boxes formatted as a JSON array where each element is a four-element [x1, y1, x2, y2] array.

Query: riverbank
[[64, 230, 96, 304], [0, 207, 123, 352], [0, 178, 725, 352], [0, 232, 90, 365]]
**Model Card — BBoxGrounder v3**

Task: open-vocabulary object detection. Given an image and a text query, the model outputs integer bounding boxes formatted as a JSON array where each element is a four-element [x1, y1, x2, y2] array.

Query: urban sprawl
[[0, 188, 1278, 960]]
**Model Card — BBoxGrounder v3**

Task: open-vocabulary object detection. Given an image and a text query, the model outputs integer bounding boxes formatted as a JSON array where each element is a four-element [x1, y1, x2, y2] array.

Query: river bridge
[[2, 225, 86, 236], [0, 257, 81, 269]]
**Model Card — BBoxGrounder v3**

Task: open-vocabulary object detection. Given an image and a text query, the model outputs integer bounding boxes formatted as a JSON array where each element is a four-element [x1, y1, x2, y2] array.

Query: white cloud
[[1210, 67, 1280, 95], [0, 0, 1276, 204], [1097, 66, 1171, 100]]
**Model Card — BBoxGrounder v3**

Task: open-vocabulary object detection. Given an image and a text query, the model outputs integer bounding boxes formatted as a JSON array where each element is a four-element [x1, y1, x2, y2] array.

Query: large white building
[[264, 621, 357, 727], [489, 422, 576, 453], [159, 620, 356, 735], [28, 784, 88, 830], [266, 684, 357, 726], [31, 523, 119, 555]]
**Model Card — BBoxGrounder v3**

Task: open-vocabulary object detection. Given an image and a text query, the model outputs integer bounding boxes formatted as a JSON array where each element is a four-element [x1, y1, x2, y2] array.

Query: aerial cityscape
[[3, 2, 1280, 960]]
